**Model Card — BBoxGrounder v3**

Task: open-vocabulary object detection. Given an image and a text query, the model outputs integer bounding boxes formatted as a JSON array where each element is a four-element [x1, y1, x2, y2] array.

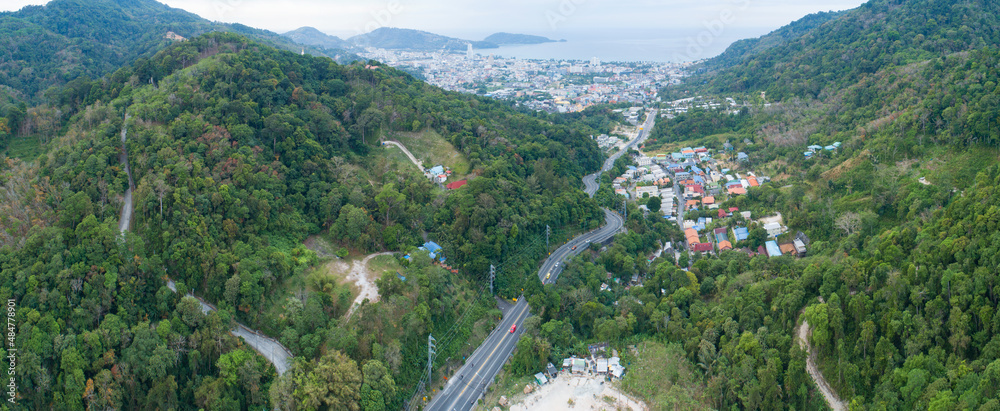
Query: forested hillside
[[0, 0, 356, 105], [688, 0, 1000, 100], [0, 31, 612, 409], [583, 0, 1000, 408]]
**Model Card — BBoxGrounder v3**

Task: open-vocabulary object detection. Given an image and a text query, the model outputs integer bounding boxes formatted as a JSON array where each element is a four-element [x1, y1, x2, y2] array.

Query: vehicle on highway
[[509, 324, 516, 333], [571, 245, 577, 250], [546, 272, 551, 280]]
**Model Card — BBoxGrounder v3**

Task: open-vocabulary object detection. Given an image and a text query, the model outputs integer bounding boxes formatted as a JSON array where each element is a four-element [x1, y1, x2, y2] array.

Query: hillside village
[[609, 142, 811, 265]]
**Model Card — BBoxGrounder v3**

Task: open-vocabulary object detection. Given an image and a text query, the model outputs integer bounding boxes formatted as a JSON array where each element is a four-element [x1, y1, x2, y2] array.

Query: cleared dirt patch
[[343, 252, 396, 318], [506, 375, 647, 411]]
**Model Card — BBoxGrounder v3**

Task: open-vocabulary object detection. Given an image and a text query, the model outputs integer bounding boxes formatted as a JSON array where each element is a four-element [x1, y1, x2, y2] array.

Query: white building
[[764, 222, 783, 237], [636, 186, 659, 198]]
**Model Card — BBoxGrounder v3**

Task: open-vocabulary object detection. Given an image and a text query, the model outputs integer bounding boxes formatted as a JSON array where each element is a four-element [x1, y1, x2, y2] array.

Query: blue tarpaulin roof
[[765, 241, 782, 257], [423, 242, 442, 253]]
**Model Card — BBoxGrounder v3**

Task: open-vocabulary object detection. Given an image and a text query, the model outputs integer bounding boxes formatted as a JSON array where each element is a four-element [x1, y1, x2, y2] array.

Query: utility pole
[[427, 334, 436, 383], [546, 225, 551, 250], [623, 200, 627, 220], [489, 265, 496, 295]]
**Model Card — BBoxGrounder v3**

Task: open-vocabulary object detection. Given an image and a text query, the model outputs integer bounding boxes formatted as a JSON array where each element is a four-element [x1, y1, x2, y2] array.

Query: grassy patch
[[384, 144, 424, 174], [367, 254, 404, 279], [618, 340, 711, 410], [3, 135, 42, 160], [391, 129, 470, 175]]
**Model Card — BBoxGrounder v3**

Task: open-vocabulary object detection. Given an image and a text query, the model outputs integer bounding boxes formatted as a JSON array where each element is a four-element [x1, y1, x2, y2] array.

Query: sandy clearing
[[507, 375, 647, 411], [344, 252, 395, 319]]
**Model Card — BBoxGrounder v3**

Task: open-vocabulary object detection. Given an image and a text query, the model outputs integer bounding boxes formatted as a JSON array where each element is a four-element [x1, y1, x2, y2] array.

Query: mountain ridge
[[0, 0, 358, 103], [347, 27, 498, 51], [282, 26, 351, 50]]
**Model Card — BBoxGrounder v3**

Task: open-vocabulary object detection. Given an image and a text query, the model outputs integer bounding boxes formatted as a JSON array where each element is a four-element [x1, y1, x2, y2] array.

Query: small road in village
[[425, 110, 655, 411], [116, 114, 293, 375]]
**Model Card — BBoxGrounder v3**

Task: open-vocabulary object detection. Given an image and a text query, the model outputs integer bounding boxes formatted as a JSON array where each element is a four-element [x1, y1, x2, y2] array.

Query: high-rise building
[[467, 43, 473, 59], [591, 57, 600, 66]]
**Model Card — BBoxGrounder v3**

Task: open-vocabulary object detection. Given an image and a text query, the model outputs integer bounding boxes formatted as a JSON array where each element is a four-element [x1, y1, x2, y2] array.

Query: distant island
[[345, 28, 565, 52], [348, 27, 498, 52], [483, 32, 557, 45]]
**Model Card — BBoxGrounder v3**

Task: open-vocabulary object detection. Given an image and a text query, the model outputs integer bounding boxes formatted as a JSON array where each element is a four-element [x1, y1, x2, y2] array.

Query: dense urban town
[[358, 46, 688, 112]]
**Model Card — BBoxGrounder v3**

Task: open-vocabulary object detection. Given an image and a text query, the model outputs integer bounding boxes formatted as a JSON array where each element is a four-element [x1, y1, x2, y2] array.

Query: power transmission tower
[[546, 225, 551, 249], [489, 265, 496, 295], [427, 335, 436, 382]]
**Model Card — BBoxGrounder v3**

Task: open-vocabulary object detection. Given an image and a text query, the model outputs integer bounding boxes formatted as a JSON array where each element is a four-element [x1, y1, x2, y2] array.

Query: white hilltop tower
[[301, 48, 305, 56]]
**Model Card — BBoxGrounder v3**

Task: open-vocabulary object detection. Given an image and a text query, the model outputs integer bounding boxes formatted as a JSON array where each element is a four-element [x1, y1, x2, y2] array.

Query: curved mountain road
[[425, 111, 655, 411], [117, 113, 293, 375]]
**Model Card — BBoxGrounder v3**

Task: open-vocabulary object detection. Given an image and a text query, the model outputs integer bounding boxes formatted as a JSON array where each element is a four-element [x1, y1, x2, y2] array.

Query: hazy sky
[[3, 0, 867, 39]]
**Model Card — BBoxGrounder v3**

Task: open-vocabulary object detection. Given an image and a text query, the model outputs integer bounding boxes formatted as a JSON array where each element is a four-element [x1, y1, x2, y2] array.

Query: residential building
[[764, 222, 783, 237], [733, 227, 749, 242]]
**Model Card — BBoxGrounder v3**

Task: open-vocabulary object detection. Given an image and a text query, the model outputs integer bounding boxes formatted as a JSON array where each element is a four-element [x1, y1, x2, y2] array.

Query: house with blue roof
[[807, 145, 823, 151], [804, 151, 813, 158], [737, 152, 749, 162], [733, 227, 749, 242], [671, 153, 685, 161], [419, 241, 445, 261], [824, 145, 836, 151], [765, 241, 782, 257]]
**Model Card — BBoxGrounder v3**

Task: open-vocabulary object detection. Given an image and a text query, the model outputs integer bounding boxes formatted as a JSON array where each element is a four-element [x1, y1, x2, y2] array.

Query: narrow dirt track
[[119, 112, 293, 375], [797, 320, 848, 411], [344, 252, 395, 319], [383, 140, 423, 171]]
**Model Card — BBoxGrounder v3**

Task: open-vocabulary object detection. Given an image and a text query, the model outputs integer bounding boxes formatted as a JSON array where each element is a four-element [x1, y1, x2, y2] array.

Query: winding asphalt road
[[425, 110, 655, 411]]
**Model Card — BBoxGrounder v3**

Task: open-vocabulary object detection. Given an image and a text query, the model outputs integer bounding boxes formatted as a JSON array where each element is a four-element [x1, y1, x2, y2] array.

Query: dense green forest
[[511, 0, 1000, 408], [5, 0, 1000, 408], [0, 31, 616, 409], [0, 0, 357, 107]]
